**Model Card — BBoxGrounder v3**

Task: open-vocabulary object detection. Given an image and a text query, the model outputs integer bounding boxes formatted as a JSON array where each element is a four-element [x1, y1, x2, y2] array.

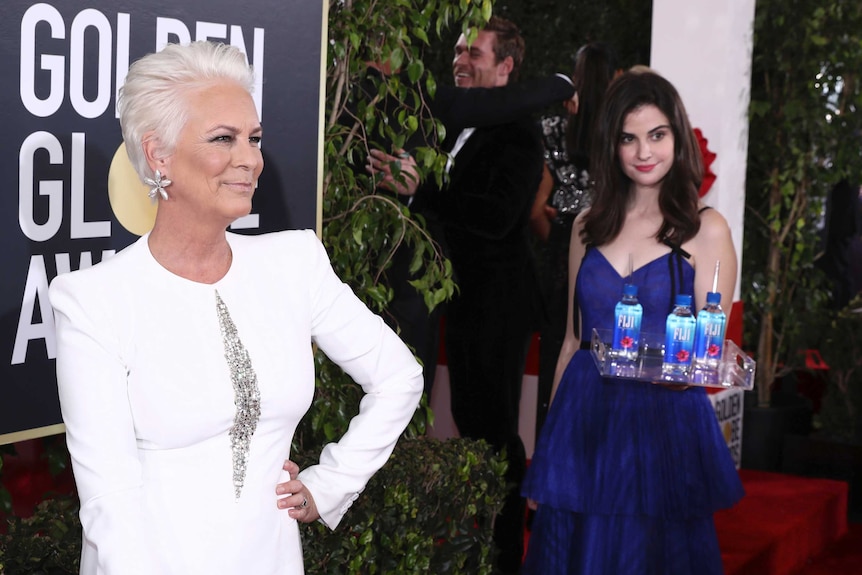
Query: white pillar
[[650, 0, 756, 302]]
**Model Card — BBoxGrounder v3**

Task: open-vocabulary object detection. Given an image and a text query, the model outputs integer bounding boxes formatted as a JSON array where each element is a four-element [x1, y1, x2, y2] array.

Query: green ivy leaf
[[481, 0, 493, 22], [407, 60, 425, 84], [389, 47, 404, 73]]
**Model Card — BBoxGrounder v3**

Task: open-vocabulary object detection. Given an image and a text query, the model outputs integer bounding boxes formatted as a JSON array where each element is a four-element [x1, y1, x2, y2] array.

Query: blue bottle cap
[[623, 284, 638, 297], [706, 291, 721, 304], [675, 294, 692, 307]]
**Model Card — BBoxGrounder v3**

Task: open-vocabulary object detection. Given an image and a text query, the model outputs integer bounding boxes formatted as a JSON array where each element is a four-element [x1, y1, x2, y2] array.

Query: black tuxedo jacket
[[347, 67, 573, 152], [414, 117, 545, 324]]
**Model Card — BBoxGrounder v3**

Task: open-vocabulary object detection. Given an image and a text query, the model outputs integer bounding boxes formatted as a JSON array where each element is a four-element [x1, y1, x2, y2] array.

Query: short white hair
[[118, 41, 256, 181]]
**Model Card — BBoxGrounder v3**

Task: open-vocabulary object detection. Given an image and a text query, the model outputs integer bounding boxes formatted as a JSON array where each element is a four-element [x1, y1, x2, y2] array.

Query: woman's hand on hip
[[276, 459, 319, 523]]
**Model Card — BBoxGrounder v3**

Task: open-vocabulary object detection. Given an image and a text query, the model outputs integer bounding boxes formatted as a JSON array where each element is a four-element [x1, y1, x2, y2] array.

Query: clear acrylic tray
[[589, 328, 755, 389]]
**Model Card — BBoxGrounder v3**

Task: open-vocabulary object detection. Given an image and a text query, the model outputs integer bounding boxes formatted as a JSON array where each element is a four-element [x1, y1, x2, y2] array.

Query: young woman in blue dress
[[521, 69, 744, 575]]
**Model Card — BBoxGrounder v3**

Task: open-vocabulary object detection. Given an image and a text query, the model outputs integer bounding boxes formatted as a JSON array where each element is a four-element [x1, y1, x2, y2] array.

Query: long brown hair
[[582, 71, 703, 246], [566, 43, 616, 164]]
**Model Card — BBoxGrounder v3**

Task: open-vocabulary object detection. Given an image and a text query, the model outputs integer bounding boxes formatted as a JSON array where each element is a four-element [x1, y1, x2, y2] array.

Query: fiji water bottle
[[611, 284, 643, 361], [662, 294, 696, 378], [693, 291, 727, 370]]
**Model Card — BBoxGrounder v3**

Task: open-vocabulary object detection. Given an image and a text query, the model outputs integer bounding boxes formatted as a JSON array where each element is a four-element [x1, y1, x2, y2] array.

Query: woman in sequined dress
[[531, 43, 618, 434], [49, 42, 422, 575]]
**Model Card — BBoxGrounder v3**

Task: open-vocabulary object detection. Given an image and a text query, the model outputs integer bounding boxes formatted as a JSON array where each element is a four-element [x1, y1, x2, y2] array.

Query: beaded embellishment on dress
[[540, 116, 591, 218], [216, 290, 261, 499]]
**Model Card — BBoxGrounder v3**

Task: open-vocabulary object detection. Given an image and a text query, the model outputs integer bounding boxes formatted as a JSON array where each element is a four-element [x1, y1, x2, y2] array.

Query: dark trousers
[[445, 294, 531, 572], [382, 243, 442, 396], [533, 215, 576, 438]]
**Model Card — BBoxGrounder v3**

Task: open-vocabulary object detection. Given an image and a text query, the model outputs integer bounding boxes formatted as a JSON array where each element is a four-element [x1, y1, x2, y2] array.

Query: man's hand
[[366, 149, 420, 196]]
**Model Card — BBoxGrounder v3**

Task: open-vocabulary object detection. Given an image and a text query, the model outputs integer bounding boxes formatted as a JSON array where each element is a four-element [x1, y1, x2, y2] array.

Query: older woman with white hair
[[49, 41, 423, 575]]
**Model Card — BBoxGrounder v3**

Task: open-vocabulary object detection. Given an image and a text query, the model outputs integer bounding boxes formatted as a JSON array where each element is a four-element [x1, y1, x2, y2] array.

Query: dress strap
[[660, 209, 709, 310], [661, 237, 691, 259], [662, 238, 692, 313]]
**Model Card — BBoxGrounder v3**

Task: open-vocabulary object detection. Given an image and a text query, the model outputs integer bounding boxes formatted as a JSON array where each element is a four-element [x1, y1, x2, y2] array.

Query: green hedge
[[0, 496, 81, 575], [298, 437, 507, 575]]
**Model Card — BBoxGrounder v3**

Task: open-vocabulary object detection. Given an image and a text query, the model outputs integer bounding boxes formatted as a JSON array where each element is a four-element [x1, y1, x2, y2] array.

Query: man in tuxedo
[[371, 16, 545, 573], [359, 61, 574, 397]]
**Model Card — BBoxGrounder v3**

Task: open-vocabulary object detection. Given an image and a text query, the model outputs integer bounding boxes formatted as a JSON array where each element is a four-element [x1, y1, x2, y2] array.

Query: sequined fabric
[[539, 115, 592, 293], [216, 290, 261, 499], [541, 115, 591, 218]]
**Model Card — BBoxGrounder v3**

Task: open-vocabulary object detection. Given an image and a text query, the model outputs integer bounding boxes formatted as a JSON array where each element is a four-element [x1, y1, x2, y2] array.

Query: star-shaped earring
[[144, 170, 172, 201]]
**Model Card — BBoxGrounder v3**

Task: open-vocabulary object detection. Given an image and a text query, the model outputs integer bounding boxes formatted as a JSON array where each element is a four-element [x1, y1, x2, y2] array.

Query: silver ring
[[300, 497, 308, 509]]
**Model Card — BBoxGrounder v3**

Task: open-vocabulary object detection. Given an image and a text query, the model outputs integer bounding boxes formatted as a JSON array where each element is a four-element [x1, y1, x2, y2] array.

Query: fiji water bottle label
[[612, 312, 641, 359], [663, 324, 694, 366], [694, 318, 725, 366]]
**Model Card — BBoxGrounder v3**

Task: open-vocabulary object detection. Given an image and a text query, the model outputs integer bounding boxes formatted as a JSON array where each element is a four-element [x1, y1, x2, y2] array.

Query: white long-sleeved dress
[[49, 229, 423, 575]]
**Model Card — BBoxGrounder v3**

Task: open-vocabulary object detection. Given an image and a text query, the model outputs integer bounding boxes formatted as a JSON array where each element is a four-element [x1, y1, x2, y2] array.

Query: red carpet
[[793, 522, 862, 575], [716, 469, 851, 575]]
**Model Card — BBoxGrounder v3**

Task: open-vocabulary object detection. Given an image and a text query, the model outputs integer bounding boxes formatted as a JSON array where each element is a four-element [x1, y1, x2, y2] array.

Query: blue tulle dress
[[522, 247, 745, 575]]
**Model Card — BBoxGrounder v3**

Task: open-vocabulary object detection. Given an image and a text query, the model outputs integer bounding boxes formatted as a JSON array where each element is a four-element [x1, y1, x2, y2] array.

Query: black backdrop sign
[[0, 1, 324, 442]]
